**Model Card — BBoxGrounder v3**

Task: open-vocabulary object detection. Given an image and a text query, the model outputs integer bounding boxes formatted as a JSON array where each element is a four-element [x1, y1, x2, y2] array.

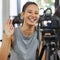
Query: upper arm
[[39, 31, 46, 60], [11, 35, 14, 46], [39, 32, 43, 54]]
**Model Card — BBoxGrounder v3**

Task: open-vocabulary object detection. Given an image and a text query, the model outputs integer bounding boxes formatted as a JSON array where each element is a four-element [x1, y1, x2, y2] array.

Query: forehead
[[25, 4, 39, 12]]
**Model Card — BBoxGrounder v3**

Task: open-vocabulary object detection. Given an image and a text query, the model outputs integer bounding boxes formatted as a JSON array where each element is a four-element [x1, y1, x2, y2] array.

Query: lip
[[28, 17, 36, 23]]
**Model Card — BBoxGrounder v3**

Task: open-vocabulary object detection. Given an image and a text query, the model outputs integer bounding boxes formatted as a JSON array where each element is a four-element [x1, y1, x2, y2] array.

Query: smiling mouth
[[28, 17, 36, 23]]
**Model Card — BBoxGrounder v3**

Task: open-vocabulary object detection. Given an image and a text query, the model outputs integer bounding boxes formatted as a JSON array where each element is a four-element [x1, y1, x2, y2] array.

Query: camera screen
[[42, 21, 51, 26]]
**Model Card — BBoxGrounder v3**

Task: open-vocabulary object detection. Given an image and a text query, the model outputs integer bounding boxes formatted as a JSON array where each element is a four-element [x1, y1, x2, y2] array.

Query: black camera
[[39, 8, 60, 29], [39, 8, 60, 55]]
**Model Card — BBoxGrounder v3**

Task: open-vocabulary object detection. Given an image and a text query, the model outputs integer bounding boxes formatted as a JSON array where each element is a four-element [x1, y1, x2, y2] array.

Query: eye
[[35, 12, 39, 15], [28, 11, 32, 13]]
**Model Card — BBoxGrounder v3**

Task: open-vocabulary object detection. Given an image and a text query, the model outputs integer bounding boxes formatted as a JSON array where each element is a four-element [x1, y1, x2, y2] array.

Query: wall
[[2, 0, 10, 23]]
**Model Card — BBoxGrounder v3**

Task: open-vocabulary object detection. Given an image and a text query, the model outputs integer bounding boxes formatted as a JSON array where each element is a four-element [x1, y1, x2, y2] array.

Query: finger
[[10, 20, 13, 25], [8, 19, 11, 25], [3, 19, 10, 29], [10, 24, 14, 30], [4, 19, 10, 26]]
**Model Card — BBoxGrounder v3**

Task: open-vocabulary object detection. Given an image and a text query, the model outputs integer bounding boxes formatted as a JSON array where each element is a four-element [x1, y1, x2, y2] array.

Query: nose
[[31, 12, 36, 18]]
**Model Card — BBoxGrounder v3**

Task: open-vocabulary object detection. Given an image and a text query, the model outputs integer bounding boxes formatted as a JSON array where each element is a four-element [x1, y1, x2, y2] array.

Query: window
[[20, 0, 28, 12], [10, 0, 18, 17], [36, 0, 55, 14]]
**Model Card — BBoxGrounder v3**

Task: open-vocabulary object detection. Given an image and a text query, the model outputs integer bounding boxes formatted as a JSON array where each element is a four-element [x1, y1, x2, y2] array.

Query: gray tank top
[[10, 26, 39, 60]]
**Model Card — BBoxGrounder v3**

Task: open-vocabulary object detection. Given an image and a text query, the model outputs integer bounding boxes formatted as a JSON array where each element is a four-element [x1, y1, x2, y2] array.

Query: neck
[[21, 24, 35, 36]]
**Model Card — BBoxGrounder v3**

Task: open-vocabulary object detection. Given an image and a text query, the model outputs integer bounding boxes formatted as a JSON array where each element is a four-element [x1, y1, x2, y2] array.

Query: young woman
[[0, 1, 45, 60]]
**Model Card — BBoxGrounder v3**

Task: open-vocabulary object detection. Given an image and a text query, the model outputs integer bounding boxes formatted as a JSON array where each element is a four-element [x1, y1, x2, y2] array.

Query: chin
[[28, 23, 35, 26]]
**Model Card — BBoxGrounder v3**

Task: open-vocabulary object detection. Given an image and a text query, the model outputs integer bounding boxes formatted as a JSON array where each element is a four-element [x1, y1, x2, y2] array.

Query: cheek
[[24, 13, 30, 19], [26, 13, 31, 17], [37, 16, 39, 21], [36, 16, 39, 23], [23, 14, 29, 23]]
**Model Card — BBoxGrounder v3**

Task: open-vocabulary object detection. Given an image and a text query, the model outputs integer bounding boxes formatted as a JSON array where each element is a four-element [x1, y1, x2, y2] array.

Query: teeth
[[28, 17, 36, 22], [30, 19, 35, 22]]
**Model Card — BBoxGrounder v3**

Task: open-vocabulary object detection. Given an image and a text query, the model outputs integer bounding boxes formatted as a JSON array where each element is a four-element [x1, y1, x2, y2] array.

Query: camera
[[39, 8, 60, 29], [39, 8, 60, 57]]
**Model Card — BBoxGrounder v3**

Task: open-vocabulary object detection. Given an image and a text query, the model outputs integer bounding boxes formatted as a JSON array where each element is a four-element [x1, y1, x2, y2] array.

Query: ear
[[21, 12, 24, 17], [20, 12, 24, 19]]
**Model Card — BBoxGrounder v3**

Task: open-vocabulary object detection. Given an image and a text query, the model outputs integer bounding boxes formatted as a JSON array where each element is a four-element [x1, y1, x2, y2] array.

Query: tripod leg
[[45, 44, 50, 60]]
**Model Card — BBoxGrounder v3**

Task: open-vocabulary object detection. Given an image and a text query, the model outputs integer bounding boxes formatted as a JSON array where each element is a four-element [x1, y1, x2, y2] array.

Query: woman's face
[[22, 4, 39, 26]]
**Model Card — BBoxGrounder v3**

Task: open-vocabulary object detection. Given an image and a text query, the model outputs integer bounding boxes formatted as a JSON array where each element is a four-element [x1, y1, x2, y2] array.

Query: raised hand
[[4, 19, 14, 37]]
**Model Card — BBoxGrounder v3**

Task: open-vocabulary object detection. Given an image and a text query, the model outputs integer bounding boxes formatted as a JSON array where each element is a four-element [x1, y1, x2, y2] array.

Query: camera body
[[39, 8, 60, 29], [39, 8, 60, 54]]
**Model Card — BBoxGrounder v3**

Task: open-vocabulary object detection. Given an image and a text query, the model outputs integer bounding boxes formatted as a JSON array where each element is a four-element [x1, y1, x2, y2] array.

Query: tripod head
[[41, 29, 58, 56]]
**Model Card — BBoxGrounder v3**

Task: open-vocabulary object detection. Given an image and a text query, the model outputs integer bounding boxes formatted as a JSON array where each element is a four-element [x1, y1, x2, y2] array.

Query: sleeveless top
[[10, 26, 39, 60]]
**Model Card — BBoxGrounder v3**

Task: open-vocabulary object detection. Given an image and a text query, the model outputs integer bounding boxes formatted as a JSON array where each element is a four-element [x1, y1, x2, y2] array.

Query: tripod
[[39, 29, 59, 60]]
